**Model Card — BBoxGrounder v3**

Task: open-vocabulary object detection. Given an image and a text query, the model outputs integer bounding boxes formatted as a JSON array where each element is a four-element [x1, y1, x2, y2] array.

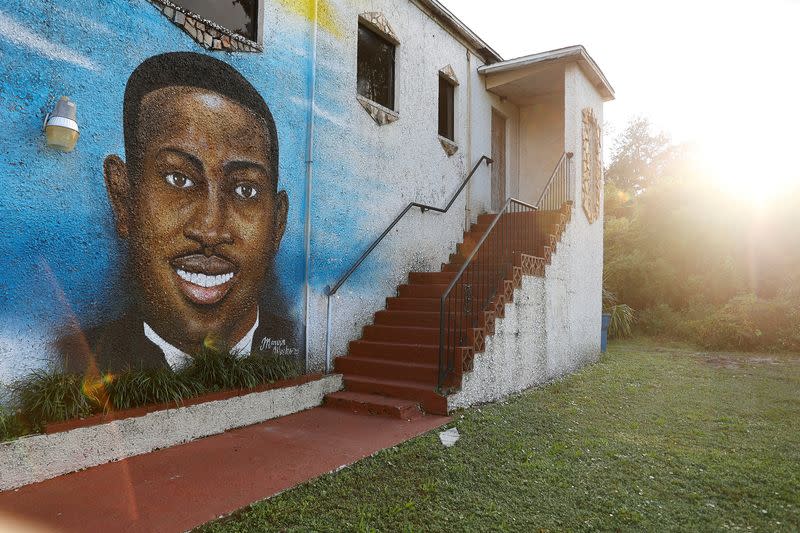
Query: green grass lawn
[[201, 339, 800, 532]]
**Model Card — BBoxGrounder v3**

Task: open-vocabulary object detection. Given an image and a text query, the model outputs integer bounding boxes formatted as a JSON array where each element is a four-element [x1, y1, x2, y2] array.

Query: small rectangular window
[[357, 24, 396, 110], [438, 76, 455, 141], [173, 0, 259, 42]]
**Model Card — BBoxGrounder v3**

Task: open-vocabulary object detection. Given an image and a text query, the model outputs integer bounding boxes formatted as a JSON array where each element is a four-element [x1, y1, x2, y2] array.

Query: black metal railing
[[437, 152, 573, 389], [437, 198, 538, 388], [537, 152, 573, 211], [323, 155, 493, 371]]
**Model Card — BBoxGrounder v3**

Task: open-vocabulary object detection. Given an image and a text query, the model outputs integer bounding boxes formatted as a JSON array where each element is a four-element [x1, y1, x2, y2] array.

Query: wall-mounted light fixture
[[44, 96, 79, 152]]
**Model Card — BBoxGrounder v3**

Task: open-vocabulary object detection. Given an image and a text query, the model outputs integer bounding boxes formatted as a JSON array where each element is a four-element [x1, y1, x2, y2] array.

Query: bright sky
[[439, 0, 800, 198]]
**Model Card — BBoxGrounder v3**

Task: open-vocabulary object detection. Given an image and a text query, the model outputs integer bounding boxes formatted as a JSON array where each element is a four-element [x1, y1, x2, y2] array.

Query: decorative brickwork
[[358, 12, 399, 44], [357, 95, 400, 127], [439, 64, 459, 86], [582, 108, 603, 223], [149, 0, 262, 53], [439, 136, 458, 156]]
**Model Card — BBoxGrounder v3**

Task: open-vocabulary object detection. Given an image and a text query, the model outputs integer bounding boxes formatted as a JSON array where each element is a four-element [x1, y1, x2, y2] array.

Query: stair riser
[[386, 297, 440, 312], [408, 272, 457, 284], [335, 358, 438, 384], [374, 311, 441, 328], [348, 341, 439, 363], [324, 393, 423, 420], [344, 378, 448, 415], [363, 326, 440, 344], [398, 285, 448, 298]]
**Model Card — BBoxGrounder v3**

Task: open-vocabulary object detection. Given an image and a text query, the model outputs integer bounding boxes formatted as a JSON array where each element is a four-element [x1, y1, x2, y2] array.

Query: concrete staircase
[[324, 202, 573, 418]]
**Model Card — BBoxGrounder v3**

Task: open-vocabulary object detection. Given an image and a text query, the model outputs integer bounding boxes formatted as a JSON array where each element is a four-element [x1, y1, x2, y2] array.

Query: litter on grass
[[439, 427, 460, 447]]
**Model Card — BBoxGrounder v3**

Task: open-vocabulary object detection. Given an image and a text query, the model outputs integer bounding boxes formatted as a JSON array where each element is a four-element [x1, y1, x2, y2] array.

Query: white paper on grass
[[439, 427, 460, 447]]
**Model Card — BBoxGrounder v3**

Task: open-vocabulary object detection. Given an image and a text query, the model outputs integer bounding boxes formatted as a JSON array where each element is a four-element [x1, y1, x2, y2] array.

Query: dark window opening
[[173, 0, 259, 42], [357, 24, 396, 110], [438, 76, 455, 141]]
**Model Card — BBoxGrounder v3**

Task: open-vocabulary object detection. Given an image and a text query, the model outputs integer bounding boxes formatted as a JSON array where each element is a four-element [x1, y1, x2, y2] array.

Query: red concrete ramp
[[0, 408, 449, 533]]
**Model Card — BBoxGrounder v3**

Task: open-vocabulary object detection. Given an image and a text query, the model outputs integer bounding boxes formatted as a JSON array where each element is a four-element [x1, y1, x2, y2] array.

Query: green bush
[[12, 371, 96, 430], [636, 304, 689, 338], [5, 349, 303, 437], [635, 295, 800, 353], [243, 352, 303, 385], [181, 347, 259, 392], [603, 287, 635, 339], [0, 405, 22, 442], [105, 368, 203, 411], [608, 304, 635, 339]]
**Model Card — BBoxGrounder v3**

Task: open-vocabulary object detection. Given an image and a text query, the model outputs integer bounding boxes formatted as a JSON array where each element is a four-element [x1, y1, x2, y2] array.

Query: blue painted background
[[0, 0, 395, 383]]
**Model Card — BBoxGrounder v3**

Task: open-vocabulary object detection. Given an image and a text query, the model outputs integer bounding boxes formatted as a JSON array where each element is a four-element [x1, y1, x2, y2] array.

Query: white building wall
[[519, 92, 565, 204], [448, 64, 606, 410], [308, 1, 502, 370], [554, 63, 604, 365]]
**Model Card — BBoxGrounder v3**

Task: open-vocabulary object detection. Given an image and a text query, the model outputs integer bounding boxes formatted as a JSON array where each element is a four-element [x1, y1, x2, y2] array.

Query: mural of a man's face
[[104, 85, 288, 353]]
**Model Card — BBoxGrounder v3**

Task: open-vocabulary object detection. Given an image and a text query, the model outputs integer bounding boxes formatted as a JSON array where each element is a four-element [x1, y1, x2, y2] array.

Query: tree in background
[[603, 118, 800, 351]]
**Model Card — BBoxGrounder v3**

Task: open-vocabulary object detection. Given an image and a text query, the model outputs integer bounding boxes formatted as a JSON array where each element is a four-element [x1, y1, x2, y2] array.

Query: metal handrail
[[326, 155, 493, 297], [323, 155, 493, 371], [437, 152, 574, 389], [536, 152, 573, 209], [437, 197, 536, 387]]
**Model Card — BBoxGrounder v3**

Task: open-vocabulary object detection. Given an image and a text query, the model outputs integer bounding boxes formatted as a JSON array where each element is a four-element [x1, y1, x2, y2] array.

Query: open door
[[491, 109, 507, 211]]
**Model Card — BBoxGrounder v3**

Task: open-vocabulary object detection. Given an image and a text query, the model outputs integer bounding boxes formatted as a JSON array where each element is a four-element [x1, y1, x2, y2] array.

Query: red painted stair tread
[[324, 391, 423, 420]]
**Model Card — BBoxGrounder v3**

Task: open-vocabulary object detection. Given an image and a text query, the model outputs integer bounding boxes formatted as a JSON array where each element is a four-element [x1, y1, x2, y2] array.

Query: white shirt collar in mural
[[142, 309, 260, 371]]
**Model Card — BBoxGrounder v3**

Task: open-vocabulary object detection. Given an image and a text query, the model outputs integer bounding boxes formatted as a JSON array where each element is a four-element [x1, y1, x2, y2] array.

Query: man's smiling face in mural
[[103, 53, 288, 355]]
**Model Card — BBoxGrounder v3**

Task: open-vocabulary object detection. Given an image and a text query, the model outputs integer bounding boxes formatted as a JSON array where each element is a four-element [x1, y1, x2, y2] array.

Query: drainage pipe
[[303, 0, 320, 372]]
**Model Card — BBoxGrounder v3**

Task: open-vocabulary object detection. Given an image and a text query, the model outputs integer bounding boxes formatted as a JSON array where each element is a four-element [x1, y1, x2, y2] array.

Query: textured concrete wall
[[557, 63, 604, 362], [519, 92, 565, 205], [448, 64, 606, 410], [0, 374, 342, 491], [309, 0, 504, 368], [448, 276, 547, 410], [0, 0, 498, 381], [448, 212, 601, 410]]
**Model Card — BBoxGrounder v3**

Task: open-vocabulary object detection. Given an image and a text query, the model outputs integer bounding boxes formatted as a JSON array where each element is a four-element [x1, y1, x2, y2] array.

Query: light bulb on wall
[[44, 96, 80, 152]]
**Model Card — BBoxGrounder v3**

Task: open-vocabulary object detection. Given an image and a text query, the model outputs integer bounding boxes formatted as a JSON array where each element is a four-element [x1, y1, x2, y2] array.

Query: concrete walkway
[[0, 408, 449, 532]]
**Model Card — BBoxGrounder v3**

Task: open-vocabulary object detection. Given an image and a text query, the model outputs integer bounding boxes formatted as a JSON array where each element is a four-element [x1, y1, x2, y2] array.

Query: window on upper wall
[[172, 0, 260, 42], [357, 24, 396, 110], [438, 75, 456, 141]]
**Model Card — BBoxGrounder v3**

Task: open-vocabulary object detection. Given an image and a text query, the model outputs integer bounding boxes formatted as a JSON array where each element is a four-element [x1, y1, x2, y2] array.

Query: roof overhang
[[479, 45, 616, 102], [412, 0, 503, 65]]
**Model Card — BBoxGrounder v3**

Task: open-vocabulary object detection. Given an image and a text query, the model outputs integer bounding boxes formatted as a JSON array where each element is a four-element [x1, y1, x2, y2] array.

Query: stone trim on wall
[[149, 0, 263, 53], [357, 95, 400, 126], [439, 135, 459, 156], [439, 64, 459, 86], [581, 108, 603, 224], [358, 12, 399, 44]]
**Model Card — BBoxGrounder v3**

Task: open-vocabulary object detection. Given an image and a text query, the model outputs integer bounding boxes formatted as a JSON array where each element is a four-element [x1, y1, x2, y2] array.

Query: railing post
[[325, 288, 333, 373]]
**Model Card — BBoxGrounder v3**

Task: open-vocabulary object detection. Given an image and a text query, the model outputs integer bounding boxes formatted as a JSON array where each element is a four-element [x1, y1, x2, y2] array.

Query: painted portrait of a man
[[60, 52, 300, 373]]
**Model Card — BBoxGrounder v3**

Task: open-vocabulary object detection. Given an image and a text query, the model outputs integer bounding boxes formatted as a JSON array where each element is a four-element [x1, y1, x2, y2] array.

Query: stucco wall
[[519, 92, 565, 205], [447, 211, 600, 410], [557, 62, 604, 364], [448, 64, 606, 410], [0, 0, 497, 383], [309, 1, 510, 368], [0, 0, 605, 418], [0, 0, 317, 382]]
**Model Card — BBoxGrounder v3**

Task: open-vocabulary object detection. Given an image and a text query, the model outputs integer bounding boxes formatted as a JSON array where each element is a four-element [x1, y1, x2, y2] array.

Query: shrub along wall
[[1, 349, 301, 442]]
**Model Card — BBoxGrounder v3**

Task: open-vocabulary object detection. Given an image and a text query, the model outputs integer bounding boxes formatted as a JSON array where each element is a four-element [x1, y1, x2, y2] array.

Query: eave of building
[[479, 45, 616, 102], [411, 0, 503, 65]]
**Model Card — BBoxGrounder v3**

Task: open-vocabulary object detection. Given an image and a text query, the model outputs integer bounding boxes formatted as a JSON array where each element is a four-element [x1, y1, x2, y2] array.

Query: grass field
[[201, 339, 800, 532]]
